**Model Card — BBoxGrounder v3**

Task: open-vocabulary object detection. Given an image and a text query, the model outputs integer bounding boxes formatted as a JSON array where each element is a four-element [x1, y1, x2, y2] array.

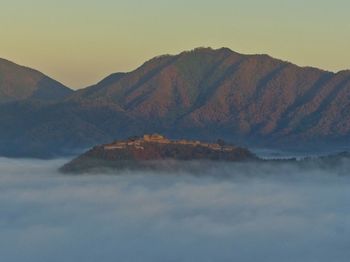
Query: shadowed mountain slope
[[0, 58, 72, 104]]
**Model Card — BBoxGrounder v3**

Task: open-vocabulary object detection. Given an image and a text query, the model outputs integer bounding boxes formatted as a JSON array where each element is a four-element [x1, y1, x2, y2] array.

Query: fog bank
[[0, 158, 349, 262]]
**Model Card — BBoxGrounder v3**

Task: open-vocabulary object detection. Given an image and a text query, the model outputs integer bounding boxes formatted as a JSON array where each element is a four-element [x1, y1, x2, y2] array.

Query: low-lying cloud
[[0, 158, 350, 262]]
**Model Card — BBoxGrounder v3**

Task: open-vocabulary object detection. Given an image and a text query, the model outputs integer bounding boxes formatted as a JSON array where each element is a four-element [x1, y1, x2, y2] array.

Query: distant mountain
[[0, 58, 72, 103], [0, 47, 349, 157], [71, 47, 350, 148]]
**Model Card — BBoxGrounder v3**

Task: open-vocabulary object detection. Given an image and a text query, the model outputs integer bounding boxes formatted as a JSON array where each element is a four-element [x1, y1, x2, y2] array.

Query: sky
[[0, 0, 349, 89], [1, 158, 350, 262]]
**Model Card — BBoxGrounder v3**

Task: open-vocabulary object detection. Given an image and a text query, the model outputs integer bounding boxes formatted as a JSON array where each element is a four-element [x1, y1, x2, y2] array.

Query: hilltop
[[61, 134, 257, 173]]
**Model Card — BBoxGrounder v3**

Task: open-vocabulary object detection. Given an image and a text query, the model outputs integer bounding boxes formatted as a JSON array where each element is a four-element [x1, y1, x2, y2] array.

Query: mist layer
[[0, 158, 349, 262]]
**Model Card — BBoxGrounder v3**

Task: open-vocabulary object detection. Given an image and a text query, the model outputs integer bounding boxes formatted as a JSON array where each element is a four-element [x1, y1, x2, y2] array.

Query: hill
[[60, 134, 258, 173], [0, 58, 72, 104]]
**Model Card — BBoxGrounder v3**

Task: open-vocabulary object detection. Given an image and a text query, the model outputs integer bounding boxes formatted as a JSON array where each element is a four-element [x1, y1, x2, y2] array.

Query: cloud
[[0, 158, 350, 262]]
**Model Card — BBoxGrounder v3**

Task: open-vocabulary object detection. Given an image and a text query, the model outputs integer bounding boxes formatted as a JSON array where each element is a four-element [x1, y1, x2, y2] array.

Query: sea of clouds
[[0, 157, 350, 262]]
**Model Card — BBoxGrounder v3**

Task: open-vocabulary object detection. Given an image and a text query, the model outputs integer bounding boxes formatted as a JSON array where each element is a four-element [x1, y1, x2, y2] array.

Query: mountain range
[[1, 47, 349, 157]]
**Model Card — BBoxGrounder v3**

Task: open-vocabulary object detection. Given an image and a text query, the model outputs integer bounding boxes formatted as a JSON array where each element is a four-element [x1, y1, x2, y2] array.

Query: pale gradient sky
[[0, 0, 349, 89]]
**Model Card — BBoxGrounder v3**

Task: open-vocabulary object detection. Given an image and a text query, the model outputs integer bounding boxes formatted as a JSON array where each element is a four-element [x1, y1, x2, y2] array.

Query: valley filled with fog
[[0, 157, 349, 262]]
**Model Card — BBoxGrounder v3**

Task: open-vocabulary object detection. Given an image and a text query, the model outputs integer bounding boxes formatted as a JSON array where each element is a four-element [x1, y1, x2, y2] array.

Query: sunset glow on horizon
[[1, 0, 349, 88]]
